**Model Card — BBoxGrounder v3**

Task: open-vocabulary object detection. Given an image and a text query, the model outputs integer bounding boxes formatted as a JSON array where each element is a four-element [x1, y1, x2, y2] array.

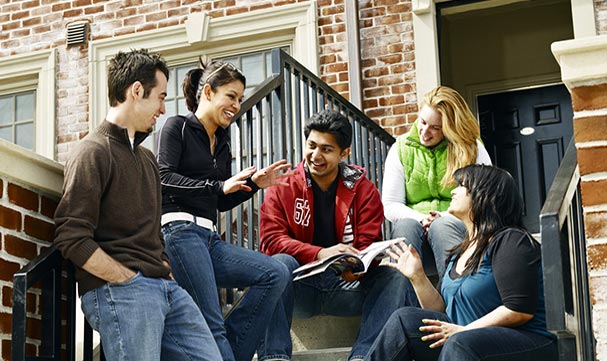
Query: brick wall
[[0, 0, 419, 162], [0, 177, 59, 361], [358, 0, 417, 136], [570, 82, 607, 359], [596, 0, 607, 35]]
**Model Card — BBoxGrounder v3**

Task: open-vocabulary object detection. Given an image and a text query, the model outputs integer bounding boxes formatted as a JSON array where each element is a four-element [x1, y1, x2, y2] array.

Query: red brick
[[24, 216, 54, 242], [364, 87, 389, 98], [73, 0, 92, 6], [40, 196, 58, 219], [84, 4, 104, 14], [52, 2, 70, 11], [2, 339, 11, 361], [0, 205, 22, 231], [2, 286, 12, 308], [574, 115, 607, 143], [8, 183, 39, 212], [26, 316, 42, 340], [571, 83, 607, 112], [379, 95, 405, 106], [580, 179, 607, 207], [5, 234, 38, 260], [0, 179, 3, 197], [588, 243, 607, 271], [64, 8, 84, 18], [146, 11, 167, 22], [0, 312, 14, 340], [159, 0, 181, 10], [11, 10, 30, 21], [586, 211, 607, 239], [2, 21, 20, 31], [0, 258, 22, 282], [578, 146, 607, 175], [21, 0, 40, 9], [32, 24, 51, 34], [23, 17, 42, 27]]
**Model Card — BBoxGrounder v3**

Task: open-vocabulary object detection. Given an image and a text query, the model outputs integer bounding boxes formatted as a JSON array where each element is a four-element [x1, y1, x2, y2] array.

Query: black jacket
[[157, 112, 258, 224]]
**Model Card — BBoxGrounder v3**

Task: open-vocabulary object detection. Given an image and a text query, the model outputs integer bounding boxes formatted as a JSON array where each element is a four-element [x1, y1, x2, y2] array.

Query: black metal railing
[[12, 246, 107, 361], [218, 48, 394, 250], [12, 246, 76, 361], [540, 140, 595, 361]]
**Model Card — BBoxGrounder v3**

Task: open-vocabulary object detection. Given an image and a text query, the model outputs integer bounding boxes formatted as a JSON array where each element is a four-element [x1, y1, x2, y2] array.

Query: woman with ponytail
[[157, 58, 292, 361], [382, 86, 492, 280]]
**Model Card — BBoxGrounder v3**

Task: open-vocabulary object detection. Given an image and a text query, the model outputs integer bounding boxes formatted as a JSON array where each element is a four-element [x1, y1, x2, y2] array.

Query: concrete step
[[292, 347, 351, 361]]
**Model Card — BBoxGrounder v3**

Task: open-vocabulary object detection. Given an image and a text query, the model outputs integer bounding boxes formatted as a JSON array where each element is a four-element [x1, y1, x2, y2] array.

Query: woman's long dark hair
[[182, 57, 246, 112], [449, 164, 524, 275]]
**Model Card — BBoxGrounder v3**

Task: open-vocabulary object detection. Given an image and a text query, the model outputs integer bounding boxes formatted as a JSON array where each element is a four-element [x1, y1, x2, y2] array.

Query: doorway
[[477, 85, 573, 232], [437, 0, 575, 233]]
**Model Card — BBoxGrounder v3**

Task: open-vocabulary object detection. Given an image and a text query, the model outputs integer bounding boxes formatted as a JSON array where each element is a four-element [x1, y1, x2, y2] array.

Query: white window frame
[[0, 49, 56, 159], [89, 1, 319, 129]]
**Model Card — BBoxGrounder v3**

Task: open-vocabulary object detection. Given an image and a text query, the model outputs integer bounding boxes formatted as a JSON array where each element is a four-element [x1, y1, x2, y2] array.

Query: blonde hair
[[421, 86, 480, 187]]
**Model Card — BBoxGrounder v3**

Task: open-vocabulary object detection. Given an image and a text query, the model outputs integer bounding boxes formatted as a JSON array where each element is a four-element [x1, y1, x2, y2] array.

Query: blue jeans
[[162, 221, 290, 361], [364, 307, 558, 361], [81, 272, 221, 361], [258, 253, 419, 361], [391, 214, 466, 279]]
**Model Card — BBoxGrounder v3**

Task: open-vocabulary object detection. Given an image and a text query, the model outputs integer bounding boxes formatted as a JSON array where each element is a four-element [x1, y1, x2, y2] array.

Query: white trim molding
[[89, 2, 318, 129], [552, 35, 607, 90], [0, 138, 63, 197], [0, 49, 56, 159]]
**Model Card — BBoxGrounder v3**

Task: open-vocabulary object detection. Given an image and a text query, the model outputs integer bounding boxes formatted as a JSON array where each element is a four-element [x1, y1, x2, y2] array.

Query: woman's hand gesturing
[[223, 166, 257, 194], [251, 159, 294, 189], [386, 240, 424, 280]]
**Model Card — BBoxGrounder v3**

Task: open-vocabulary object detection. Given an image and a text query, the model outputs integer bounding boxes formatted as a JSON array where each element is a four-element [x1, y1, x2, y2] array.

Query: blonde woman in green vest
[[382, 86, 491, 279]]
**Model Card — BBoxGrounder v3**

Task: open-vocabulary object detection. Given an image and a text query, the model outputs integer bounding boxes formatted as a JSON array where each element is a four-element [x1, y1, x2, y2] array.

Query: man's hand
[[316, 243, 359, 260]]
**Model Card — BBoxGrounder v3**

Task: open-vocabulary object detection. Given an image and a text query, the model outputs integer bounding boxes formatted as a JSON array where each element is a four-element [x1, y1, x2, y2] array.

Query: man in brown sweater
[[54, 49, 221, 361]]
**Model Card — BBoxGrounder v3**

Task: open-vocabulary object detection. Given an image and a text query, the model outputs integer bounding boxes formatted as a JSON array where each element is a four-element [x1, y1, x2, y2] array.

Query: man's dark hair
[[107, 49, 169, 106], [304, 109, 352, 150]]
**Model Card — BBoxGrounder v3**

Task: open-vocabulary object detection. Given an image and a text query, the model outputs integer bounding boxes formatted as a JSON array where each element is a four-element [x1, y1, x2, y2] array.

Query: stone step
[[292, 347, 352, 361]]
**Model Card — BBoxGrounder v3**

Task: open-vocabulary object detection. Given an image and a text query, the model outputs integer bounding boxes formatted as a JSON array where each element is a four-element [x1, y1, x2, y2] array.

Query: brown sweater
[[54, 120, 170, 295]]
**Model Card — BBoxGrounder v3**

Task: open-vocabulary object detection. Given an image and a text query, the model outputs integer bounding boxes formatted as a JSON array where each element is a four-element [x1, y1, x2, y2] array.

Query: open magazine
[[292, 239, 400, 281]]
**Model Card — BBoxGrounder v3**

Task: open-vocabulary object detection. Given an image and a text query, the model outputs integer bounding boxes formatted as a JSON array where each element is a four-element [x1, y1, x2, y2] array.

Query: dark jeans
[[162, 221, 290, 361], [258, 253, 419, 361], [364, 307, 558, 361]]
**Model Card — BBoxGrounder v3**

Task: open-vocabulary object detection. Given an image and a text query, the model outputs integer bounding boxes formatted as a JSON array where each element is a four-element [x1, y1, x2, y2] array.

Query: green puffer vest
[[396, 123, 454, 214]]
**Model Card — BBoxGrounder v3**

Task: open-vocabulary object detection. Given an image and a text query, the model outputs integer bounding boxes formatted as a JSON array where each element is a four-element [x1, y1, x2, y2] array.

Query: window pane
[[177, 98, 188, 115], [16, 93, 35, 121], [177, 65, 193, 90], [166, 68, 177, 99], [266, 52, 272, 76], [0, 97, 13, 125], [242, 53, 264, 86], [16, 122, 34, 150], [0, 126, 11, 142]]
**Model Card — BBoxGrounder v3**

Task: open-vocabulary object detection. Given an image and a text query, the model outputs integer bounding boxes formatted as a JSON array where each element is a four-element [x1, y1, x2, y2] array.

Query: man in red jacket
[[256, 110, 417, 361]]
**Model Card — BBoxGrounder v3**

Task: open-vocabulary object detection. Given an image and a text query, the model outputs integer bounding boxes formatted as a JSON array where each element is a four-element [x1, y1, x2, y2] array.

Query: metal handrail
[[12, 246, 76, 361], [540, 140, 595, 360]]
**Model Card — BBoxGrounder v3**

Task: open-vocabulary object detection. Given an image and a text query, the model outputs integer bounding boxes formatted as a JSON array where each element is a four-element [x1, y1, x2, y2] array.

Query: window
[[0, 49, 56, 158], [0, 91, 36, 150], [142, 48, 287, 152]]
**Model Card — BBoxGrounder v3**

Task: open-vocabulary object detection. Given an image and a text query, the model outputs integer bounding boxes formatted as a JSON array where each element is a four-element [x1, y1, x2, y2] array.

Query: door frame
[[411, 0, 596, 100]]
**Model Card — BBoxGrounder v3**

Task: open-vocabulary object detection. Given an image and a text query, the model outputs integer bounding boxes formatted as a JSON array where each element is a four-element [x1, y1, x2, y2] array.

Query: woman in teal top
[[365, 165, 557, 361]]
